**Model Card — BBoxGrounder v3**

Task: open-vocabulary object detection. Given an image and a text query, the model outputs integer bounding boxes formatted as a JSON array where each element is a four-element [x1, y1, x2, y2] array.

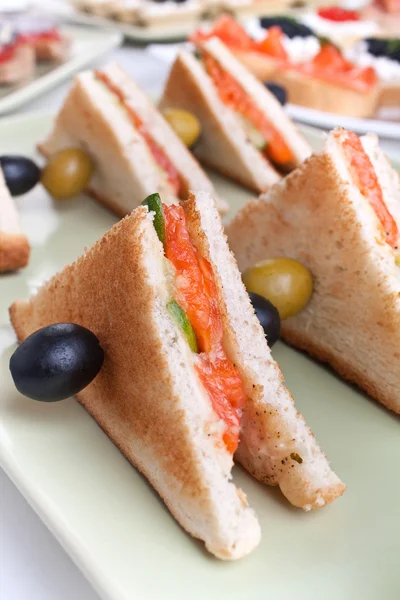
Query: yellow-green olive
[[162, 108, 201, 148], [395, 253, 400, 267], [41, 148, 94, 200], [243, 258, 313, 320]]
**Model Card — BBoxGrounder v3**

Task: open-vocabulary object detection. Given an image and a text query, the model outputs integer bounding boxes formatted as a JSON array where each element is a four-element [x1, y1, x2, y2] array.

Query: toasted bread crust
[[160, 50, 281, 193], [227, 144, 400, 414], [0, 232, 30, 273], [9, 208, 260, 559], [282, 327, 399, 414], [0, 232, 30, 272], [197, 156, 267, 194]]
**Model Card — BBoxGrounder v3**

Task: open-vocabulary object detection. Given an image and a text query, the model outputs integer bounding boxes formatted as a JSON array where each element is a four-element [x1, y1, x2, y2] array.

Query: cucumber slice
[[142, 193, 165, 247], [167, 300, 198, 353], [241, 118, 267, 151]]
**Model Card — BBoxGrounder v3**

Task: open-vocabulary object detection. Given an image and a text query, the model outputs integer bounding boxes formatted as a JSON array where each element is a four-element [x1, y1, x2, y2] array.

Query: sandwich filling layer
[[96, 71, 181, 196], [201, 52, 294, 168], [164, 203, 246, 453], [339, 130, 398, 249]]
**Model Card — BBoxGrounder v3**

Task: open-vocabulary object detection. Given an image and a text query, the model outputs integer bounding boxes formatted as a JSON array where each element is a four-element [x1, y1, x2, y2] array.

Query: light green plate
[[0, 113, 399, 600]]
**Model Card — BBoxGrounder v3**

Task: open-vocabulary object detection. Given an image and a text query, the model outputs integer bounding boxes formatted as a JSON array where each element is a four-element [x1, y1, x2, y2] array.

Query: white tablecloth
[[1, 36, 399, 600]]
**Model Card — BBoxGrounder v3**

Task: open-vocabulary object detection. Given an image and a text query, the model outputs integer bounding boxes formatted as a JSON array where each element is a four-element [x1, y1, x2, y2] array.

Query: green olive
[[396, 253, 400, 267], [243, 258, 313, 320], [162, 108, 201, 148], [41, 148, 94, 200]]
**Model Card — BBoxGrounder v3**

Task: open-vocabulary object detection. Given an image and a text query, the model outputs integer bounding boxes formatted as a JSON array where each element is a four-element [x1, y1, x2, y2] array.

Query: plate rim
[[287, 103, 400, 140]]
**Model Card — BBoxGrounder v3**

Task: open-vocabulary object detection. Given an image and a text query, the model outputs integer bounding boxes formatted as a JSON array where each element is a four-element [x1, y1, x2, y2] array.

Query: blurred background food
[[0, 0, 398, 130]]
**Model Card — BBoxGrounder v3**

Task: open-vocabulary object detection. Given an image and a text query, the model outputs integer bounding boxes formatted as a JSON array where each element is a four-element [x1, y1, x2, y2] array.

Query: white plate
[[0, 25, 122, 115], [61, 1, 302, 44], [286, 103, 400, 140], [63, 5, 200, 43], [1, 112, 400, 600]]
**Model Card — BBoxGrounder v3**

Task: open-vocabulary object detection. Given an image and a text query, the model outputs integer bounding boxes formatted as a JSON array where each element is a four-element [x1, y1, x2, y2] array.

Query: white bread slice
[[0, 167, 30, 273], [227, 128, 400, 413], [184, 191, 345, 510], [9, 205, 260, 560], [38, 63, 227, 216], [98, 63, 228, 213], [159, 46, 281, 193], [200, 38, 312, 167]]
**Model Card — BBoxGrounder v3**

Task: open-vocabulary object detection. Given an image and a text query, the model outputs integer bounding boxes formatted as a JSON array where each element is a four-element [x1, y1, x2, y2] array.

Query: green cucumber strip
[[241, 117, 267, 151], [167, 300, 198, 353], [142, 193, 165, 247]]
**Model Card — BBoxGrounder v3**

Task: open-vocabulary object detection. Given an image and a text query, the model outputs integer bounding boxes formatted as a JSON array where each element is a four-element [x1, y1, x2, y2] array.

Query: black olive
[[264, 82, 287, 105], [365, 37, 388, 58], [259, 16, 314, 39], [365, 38, 400, 63], [0, 155, 41, 197], [9, 323, 104, 402], [248, 292, 281, 347]]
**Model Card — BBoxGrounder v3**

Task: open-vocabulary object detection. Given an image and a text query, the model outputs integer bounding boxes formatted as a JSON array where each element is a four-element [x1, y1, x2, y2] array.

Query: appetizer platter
[[189, 13, 400, 132], [64, 0, 330, 43], [0, 51, 399, 600], [0, 22, 122, 115]]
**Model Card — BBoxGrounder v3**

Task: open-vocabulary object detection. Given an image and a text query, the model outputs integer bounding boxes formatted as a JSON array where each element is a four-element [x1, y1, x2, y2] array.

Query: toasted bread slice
[[227, 129, 400, 413], [187, 191, 345, 510], [9, 200, 260, 560], [0, 167, 30, 273], [38, 63, 228, 215], [160, 39, 311, 193]]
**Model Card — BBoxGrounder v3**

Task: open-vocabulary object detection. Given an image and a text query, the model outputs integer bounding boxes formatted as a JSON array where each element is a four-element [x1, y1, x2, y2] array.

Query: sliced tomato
[[164, 204, 247, 454], [311, 43, 350, 71], [95, 71, 181, 196], [195, 351, 241, 454], [318, 6, 360, 21], [203, 53, 294, 165], [191, 14, 255, 51], [341, 130, 398, 248], [253, 26, 288, 60]]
